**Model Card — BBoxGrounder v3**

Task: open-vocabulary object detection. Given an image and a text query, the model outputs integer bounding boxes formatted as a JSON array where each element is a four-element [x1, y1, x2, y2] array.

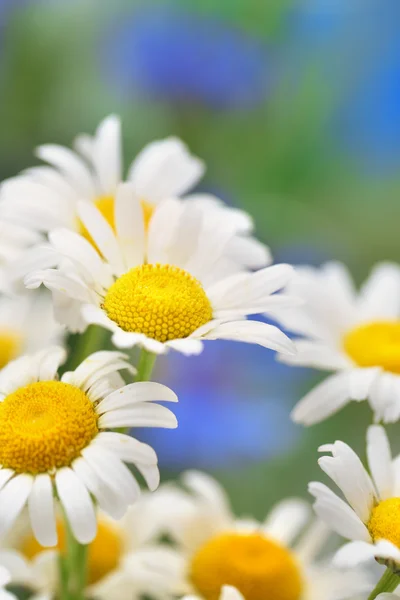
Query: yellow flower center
[[344, 321, 400, 373], [0, 329, 23, 369], [79, 195, 154, 249], [368, 498, 400, 548], [22, 517, 123, 585], [103, 263, 213, 343], [0, 381, 98, 474], [189, 532, 303, 600]]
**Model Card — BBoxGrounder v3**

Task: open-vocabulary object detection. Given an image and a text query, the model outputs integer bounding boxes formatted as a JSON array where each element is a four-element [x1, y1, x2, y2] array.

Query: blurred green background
[[1, 0, 399, 518]]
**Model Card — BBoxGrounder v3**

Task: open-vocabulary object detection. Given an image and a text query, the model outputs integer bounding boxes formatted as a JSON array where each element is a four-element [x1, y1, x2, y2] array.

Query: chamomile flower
[[0, 293, 64, 370], [0, 346, 178, 546], [309, 425, 400, 570], [0, 115, 270, 276], [273, 261, 400, 424], [0, 499, 182, 600], [25, 187, 295, 355], [151, 471, 371, 600]]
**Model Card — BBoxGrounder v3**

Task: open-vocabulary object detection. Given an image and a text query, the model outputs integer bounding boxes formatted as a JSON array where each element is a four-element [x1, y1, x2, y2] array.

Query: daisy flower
[[0, 115, 270, 277], [273, 261, 400, 424], [0, 346, 178, 546], [309, 424, 400, 571], [149, 470, 372, 600], [0, 498, 183, 600], [0, 293, 64, 370], [24, 187, 295, 355]]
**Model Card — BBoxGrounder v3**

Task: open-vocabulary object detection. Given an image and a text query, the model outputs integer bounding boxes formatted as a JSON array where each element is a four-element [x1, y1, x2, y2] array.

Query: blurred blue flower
[[104, 7, 268, 110], [136, 339, 304, 470]]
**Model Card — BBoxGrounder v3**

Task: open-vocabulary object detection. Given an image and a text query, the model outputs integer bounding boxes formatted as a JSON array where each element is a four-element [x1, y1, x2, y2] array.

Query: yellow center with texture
[[103, 264, 213, 342], [23, 518, 123, 585], [0, 381, 98, 474], [80, 195, 154, 248], [344, 321, 400, 373], [189, 532, 303, 600], [368, 498, 400, 548], [0, 330, 23, 369]]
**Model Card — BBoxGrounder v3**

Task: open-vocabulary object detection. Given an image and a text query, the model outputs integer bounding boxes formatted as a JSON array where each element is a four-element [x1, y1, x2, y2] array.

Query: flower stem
[[59, 509, 89, 600], [368, 567, 400, 599], [135, 348, 157, 382]]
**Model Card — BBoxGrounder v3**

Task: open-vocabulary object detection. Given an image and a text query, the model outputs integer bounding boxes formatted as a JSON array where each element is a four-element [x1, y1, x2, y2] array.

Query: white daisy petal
[[77, 201, 124, 274], [114, 183, 145, 269], [128, 136, 205, 201], [367, 425, 394, 500], [92, 432, 158, 465], [333, 540, 377, 567], [263, 499, 311, 545], [358, 262, 400, 321], [291, 372, 352, 426], [136, 463, 160, 492], [35, 144, 96, 198], [98, 403, 178, 429], [96, 381, 177, 413], [92, 114, 122, 194], [72, 457, 127, 520], [201, 320, 295, 354], [308, 482, 370, 541], [165, 338, 204, 355], [0, 475, 33, 537], [28, 474, 57, 547], [220, 586, 246, 600], [55, 467, 97, 544], [318, 441, 376, 522], [81, 445, 140, 503]]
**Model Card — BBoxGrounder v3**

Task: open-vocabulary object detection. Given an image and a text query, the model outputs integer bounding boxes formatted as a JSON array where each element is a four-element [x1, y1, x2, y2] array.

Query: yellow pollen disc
[[103, 263, 213, 343], [189, 532, 303, 600], [22, 517, 123, 584], [368, 498, 400, 548], [344, 321, 400, 373], [79, 196, 155, 250], [0, 381, 98, 474], [0, 329, 23, 369]]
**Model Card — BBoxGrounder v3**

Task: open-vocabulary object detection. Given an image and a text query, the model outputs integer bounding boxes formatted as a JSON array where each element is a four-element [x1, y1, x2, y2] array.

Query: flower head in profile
[[0, 347, 177, 546], [0, 115, 270, 282], [310, 425, 400, 570], [273, 261, 400, 424], [0, 497, 182, 600], [148, 471, 371, 600], [25, 189, 295, 356]]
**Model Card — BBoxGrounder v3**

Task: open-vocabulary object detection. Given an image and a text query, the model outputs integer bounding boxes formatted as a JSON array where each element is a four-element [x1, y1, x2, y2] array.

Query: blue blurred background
[[1, 0, 399, 516]]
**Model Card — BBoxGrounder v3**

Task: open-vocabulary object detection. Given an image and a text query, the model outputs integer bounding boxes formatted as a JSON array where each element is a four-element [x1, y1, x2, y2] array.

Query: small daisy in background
[[0, 293, 64, 370], [25, 186, 295, 355], [309, 425, 400, 570], [0, 115, 270, 282], [0, 346, 178, 545], [0, 497, 183, 600], [273, 261, 400, 424], [148, 470, 372, 600]]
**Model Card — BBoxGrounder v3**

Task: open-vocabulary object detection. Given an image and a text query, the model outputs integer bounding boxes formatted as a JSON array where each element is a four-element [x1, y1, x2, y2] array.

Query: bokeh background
[[1, 0, 399, 518]]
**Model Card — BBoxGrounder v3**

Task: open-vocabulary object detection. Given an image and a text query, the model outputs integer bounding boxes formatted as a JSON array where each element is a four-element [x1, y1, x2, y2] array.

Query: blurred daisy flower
[[273, 261, 400, 424], [0, 293, 64, 370], [104, 7, 268, 111], [0, 115, 270, 284], [0, 499, 182, 600], [26, 188, 295, 355], [151, 471, 371, 600], [310, 425, 400, 570], [0, 347, 177, 545]]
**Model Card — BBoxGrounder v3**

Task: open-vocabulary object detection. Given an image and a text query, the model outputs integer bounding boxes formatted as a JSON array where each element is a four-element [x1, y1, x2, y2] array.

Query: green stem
[[135, 348, 157, 382], [60, 325, 110, 374], [59, 510, 88, 600], [368, 567, 400, 600]]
